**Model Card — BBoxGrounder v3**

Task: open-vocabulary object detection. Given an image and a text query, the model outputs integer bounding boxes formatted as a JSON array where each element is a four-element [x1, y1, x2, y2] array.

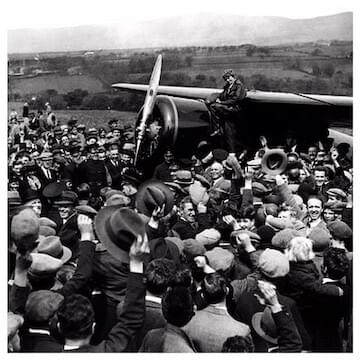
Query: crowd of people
[[8, 98, 353, 352]]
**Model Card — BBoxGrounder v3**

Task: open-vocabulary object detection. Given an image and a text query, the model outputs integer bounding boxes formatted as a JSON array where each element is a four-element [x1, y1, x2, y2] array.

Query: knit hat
[[205, 247, 234, 272], [195, 228, 221, 247], [183, 239, 206, 256], [212, 148, 229, 162], [189, 181, 209, 205], [39, 225, 56, 237], [327, 221, 352, 241], [271, 229, 301, 250], [231, 229, 261, 244], [308, 228, 331, 252], [258, 248, 290, 278], [165, 236, 185, 254], [149, 237, 181, 264], [257, 225, 276, 244], [39, 217, 57, 229], [326, 188, 347, 201]]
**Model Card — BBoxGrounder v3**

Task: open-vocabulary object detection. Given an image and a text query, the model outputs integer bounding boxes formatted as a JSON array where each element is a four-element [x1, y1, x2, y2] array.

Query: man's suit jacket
[[210, 176, 231, 194], [183, 304, 250, 352], [35, 166, 57, 189], [139, 323, 196, 352], [105, 159, 123, 190]]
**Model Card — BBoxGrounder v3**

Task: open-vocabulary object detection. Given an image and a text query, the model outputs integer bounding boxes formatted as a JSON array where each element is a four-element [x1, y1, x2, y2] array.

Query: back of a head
[[77, 183, 91, 200], [25, 290, 64, 327], [323, 247, 350, 280], [202, 272, 227, 304], [57, 294, 94, 340], [145, 258, 177, 296], [162, 286, 194, 327], [221, 335, 254, 352], [286, 237, 314, 262]]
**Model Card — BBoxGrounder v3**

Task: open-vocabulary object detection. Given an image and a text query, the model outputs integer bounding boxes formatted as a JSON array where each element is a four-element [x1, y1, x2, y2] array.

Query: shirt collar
[[146, 294, 162, 304], [322, 277, 338, 284], [29, 328, 50, 336], [64, 344, 81, 351]]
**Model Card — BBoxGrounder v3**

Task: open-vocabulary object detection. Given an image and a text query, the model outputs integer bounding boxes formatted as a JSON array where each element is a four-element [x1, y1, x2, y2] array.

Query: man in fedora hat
[[251, 280, 302, 352], [36, 151, 57, 189], [54, 210, 149, 352], [153, 148, 177, 182]]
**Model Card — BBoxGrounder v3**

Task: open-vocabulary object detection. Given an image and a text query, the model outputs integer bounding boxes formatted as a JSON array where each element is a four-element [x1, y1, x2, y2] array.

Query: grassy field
[[9, 74, 106, 97], [8, 102, 137, 129]]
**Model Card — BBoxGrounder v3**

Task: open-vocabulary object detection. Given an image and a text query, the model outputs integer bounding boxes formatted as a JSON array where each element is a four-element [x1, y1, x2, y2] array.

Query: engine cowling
[[136, 95, 211, 164]]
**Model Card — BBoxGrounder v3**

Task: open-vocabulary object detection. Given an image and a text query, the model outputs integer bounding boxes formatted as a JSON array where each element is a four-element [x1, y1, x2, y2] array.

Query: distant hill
[[8, 12, 352, 54]]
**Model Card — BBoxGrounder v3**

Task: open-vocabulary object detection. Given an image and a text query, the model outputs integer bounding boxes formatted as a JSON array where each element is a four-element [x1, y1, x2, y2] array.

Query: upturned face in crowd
[[315, 151, 326, 165], [13, 163, 23, 176], [323, 208, 336, 223], [308, 146, 318, 161], [113, 129, 121, 139], [61, 136, 70, 147], [25, 198, 42, 217], [224, 74, 236, 86], [98, 151, 106, 161], [88, 150, 98, 161], [120, 152, 132, 165], [71, 151, 81, 163], [58, 205, 73, 219], [209, 162, 224, 180], [148, 120, 162, 140], [110, 149, 119, 161], [299, 169, 306, 182], [121, 183, 137, 196], [307, 198, 323, 221], [237, 218, 254, 230], [9, 181, 19, 191], [19, 155, 31, 165], [42, 158, 53, 169], [314, 170, 327, 187], [164, 150, 174, 165], [180, 202, 196, 223], [278, 210, 292, 220]]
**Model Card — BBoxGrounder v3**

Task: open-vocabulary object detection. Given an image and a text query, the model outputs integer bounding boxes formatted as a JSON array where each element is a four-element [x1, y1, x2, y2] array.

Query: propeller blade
[[134, 54, 162, 165]]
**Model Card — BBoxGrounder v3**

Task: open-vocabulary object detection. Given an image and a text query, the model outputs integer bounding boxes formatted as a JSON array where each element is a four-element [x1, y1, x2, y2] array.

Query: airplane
[[112, 55, 353, 171]]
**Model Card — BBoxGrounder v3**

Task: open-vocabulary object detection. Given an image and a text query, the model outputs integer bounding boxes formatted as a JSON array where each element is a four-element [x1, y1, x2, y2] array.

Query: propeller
[[134, 54, 162, 166]]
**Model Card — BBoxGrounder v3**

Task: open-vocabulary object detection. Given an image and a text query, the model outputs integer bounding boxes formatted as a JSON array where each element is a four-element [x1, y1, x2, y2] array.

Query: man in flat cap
[[205, 69, 247, 154]]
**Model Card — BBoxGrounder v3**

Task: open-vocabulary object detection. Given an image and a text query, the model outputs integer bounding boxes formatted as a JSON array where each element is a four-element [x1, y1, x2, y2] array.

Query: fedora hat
[[95, 206, 146, 263], [30, 251, 70, 275], [34, 235, 72, 264], [252, 307, 278, 345], [11, 208, 40, 255], [38, 151, 53, 161], [174, 170, 194, 186], [53, 191, 78, 206], [75, 205, 98, 217], [42, 180, 66, 198], [261, 149, 288, 175], [136, 180, 174, 217]]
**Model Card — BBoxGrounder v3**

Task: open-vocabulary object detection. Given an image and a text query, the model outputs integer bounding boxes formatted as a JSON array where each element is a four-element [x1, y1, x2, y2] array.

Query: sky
[[3, 0, 357, 29]]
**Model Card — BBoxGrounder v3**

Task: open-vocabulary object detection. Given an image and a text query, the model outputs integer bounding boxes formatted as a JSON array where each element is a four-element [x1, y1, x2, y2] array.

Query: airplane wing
[[112, 83, 352, 107]]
